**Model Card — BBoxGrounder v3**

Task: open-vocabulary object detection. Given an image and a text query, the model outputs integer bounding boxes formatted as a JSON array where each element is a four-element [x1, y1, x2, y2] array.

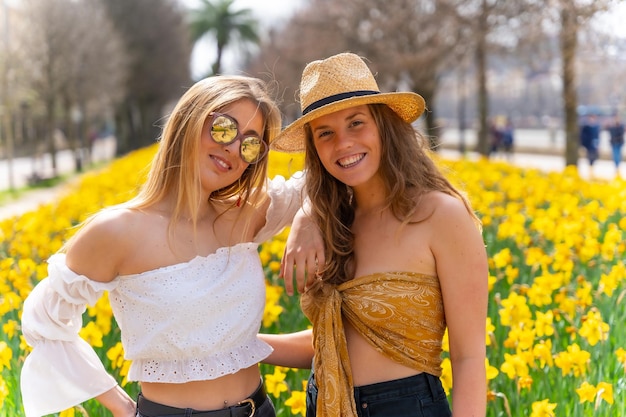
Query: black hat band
[[302, 90, 380, 115]]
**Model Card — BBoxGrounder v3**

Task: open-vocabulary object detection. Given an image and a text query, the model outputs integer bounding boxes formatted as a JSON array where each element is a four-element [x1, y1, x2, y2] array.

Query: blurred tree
[[447, 0, 531, 156], [60, 0, 127, 172], [554, 0, 611, 167], [188, 0, 259, 77], [246, 1, 352, 124], [16, 0, 76, 177], [328, 0, 464, 149], [16, 0, 125, 176], [16, 0, 127, 175], [101, 0, 192, 154], [516, 0, 611, 167], [250, 0, 620, 163], [1, 0, 17, 189], [249, 0, 464, 150]]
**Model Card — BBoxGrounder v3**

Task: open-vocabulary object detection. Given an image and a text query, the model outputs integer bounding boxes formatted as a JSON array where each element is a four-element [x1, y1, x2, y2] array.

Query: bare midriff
[[139, 365, 261, 410], [344, 319, 422, 387]]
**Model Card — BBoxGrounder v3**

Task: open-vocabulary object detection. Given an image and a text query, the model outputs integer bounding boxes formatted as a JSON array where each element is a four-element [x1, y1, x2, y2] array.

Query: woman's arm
[[21, 212, 131, 417], [21, 254, 120, 417], [253, 172, 308, 243], [280, 206, 325, 295], [253, 173, 325, 295], [259, 329, 314, 369], [96, 386, 136, 417], [431, 196, 489, 417]]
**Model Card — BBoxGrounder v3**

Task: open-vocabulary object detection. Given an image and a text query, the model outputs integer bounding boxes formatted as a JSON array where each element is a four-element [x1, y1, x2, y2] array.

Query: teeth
[[213, 156, 230, 170], [338, 154, 364, 168]]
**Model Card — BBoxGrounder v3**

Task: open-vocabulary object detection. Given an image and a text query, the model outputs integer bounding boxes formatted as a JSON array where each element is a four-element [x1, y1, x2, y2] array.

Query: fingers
[[297, 252, 318, 294], [280, 248, 296, 296], [279, 209, 326, 295], [280, 246, 313, 296]]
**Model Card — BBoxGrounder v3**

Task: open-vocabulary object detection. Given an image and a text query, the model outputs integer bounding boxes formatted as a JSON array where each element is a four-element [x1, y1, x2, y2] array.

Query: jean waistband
[[137, 381, 266, 417], [354, 372, 443, 401]]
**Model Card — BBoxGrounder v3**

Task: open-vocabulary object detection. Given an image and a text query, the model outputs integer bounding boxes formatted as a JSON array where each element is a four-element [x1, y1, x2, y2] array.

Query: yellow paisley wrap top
[[300, 271, 446, 417]]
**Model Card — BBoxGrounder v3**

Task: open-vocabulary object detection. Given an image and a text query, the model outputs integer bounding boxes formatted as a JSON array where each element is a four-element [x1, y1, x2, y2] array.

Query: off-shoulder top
[[20, 173, 305, 417], [300, 271, 446, 417]]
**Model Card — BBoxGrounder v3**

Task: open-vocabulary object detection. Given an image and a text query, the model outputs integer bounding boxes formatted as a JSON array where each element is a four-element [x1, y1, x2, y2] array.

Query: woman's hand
[[280, 207, 325, 295], [97, 385, 136, 417]]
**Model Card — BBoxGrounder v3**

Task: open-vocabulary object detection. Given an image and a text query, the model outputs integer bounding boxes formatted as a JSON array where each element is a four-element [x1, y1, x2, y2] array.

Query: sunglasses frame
[[208, 112, 268, 164]]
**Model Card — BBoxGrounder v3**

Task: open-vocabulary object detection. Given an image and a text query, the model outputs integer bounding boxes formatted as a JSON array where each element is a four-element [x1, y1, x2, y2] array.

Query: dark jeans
[[611, 143, 623, 167], [586, 140, 599, 165], [135, 382, 276, 417], [306, 371, 451, 417], [136, 400, 275, 417]]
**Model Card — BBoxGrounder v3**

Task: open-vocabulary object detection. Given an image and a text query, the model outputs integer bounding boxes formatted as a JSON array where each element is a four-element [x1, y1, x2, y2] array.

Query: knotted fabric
[[301, 271, 446, 417]]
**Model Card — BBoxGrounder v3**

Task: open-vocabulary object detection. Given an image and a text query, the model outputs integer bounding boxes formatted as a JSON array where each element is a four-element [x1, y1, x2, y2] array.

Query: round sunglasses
[[208, 112, 268, 164]]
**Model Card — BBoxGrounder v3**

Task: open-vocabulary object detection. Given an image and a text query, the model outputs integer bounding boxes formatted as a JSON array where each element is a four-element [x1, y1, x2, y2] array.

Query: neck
[[353, 181, 387, 216], [156, 197, 215, 224]]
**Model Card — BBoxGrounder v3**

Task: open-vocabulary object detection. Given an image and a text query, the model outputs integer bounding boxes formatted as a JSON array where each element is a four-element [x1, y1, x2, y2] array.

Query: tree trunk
[[45, 97, 58, 177], [420, 88, 440, 150], [560, 5, 579, 167], [475, 0, 490, 157], [114, 103, 132, 156], [137, 100, 163, 147]]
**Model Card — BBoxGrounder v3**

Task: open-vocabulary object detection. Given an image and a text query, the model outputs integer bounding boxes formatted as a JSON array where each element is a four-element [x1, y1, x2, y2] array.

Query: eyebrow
[[229, 114, 263, 137], [312, 111, 367, 133]]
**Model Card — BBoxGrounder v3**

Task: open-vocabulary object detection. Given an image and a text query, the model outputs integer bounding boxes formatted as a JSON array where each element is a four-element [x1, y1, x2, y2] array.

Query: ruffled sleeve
[[20, 253, 119, 417], [253, 171, 306, 243]]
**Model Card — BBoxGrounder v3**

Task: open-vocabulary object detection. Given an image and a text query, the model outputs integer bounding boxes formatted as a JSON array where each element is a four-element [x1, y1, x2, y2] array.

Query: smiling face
[[309, 105, 382, 189], [199, 98, 265, 194]]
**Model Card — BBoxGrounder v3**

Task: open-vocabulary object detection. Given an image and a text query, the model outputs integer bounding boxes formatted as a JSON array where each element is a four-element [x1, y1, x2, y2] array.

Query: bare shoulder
[[421, 190, 485, 259], [415, 190, 473, 223], [75, 207, 140, 244], [65, 207, 141, 282]]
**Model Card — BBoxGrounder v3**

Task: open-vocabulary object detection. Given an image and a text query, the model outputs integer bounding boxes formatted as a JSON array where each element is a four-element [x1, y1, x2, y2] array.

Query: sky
[[596, 1, 626, 37]]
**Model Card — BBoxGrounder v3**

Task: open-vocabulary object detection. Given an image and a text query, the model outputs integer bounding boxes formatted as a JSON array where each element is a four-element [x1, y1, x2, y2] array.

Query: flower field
[[1, 144, 625, 416]]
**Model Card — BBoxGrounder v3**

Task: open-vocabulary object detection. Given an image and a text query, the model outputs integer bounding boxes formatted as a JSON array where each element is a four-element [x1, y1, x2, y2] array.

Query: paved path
[[0, 136, 116, 220], [0, 183, 71, 220], [439, 148, 622, 180], [438, 127, 623, 179], [0, 136, 116, 190]]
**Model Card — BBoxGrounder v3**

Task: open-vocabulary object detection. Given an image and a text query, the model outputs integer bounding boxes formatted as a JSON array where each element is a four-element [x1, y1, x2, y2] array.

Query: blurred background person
[[580, 114, 601, 168], [606, 114, 625, 174]]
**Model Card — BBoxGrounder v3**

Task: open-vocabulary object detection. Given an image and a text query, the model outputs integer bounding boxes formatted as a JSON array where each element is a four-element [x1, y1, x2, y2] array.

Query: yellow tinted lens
[[211, 115, 238, 143], [240, 136, 265, 163]]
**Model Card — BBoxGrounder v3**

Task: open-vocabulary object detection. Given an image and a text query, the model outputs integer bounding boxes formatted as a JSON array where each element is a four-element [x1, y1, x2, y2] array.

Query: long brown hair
[[304, 104, 479, 284]]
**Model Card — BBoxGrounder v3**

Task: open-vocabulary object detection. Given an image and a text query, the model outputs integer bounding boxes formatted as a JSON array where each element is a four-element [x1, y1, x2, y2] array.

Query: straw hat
[[271, 52, 426, 153]]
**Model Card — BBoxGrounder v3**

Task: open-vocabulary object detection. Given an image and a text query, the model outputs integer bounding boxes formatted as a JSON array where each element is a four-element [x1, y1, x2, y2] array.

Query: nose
[[334, 129, 353, 150], [222, 135, 241, 154]]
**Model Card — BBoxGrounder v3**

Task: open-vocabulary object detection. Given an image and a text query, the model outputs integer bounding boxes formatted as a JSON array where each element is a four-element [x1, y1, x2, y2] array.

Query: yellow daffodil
[[265, 367, 289, 397], [530, 399, 557, 417]]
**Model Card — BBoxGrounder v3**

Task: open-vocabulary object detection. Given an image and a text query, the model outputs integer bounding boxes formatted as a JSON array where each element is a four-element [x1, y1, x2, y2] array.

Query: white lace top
[[20, 173, 304, 417]]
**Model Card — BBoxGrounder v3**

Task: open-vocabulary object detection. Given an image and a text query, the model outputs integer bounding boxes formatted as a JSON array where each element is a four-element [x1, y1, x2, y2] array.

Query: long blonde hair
[[63, 75, 281, 251], [305, 103, 479, 284], [129, 75, 281, 226]]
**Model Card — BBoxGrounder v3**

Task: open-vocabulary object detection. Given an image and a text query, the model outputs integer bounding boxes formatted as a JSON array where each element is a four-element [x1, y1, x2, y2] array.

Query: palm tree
[[188, 0, 260, 76]]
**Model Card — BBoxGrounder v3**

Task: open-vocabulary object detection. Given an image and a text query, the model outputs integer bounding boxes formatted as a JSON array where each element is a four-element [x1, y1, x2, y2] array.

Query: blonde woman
[[21, 75, 315, 417]]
